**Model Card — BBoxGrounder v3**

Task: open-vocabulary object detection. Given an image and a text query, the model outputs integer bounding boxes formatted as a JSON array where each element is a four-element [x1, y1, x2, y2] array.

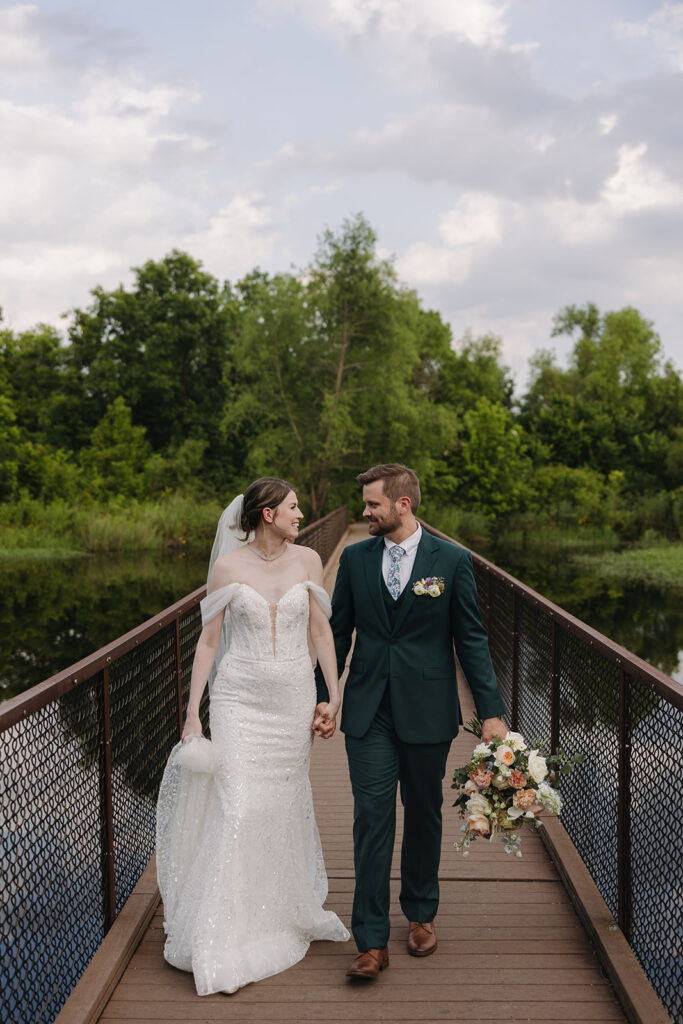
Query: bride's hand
[[182, 709, 202, 741], [312, 701, 338, 739]]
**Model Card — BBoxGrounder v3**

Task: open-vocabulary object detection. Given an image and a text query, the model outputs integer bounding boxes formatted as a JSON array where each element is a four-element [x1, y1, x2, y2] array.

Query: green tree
[[225, 215, 457, 517], [436, 332, 514, 413], [449, 398, 532, 520], [80, 397, 151, 499], [66, 251, 239, 486]]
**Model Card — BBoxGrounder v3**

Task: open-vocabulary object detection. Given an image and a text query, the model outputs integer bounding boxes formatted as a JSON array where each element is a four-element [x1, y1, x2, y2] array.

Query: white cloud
[[396, 242, 472, 286], [189, 193, 283, 276], [263, 0, 510, 48], [396, 191, 509, 286], [598, 113, 618, 135], [0, 4, 44, 76], [439, 192, 504, 247], [616, 3, 683, 70], [602, 142, 683, 213]]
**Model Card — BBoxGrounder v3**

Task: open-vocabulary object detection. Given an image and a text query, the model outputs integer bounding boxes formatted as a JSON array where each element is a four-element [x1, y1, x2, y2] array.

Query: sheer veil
[[206, 494, 253, 691]]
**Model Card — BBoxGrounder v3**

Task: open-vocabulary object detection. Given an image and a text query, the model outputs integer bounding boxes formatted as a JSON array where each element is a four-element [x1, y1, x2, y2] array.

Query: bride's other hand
[[182, 709, 202, 741]]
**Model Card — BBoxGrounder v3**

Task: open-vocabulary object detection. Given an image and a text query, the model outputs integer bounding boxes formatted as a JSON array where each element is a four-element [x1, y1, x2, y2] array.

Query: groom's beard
[[366, 509, 401, 535]]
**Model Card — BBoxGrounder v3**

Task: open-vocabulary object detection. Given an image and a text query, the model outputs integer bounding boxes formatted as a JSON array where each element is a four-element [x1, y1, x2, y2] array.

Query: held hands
[[481, 716, 508, 744], [181, 709, 202, 742], [312, 700, 340, 740]]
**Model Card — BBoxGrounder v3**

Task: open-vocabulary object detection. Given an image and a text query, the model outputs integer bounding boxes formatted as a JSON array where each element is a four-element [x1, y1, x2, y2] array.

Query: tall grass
[[0, 495, 224, 556]]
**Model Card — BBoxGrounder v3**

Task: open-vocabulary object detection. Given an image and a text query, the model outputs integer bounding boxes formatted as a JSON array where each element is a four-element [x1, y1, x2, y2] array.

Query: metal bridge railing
[[0, 505, 347, 1024], [423, 522, 683, 1024]]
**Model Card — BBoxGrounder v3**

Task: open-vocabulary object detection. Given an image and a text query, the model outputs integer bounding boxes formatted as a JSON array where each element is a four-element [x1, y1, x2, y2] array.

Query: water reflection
[[484, 543, 683, 682], [0, 551, 208, 701], [1, 543, 681, 702]]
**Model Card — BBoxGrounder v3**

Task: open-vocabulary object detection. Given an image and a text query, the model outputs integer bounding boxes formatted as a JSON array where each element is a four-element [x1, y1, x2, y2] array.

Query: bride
[[156, 477, 350, 996]]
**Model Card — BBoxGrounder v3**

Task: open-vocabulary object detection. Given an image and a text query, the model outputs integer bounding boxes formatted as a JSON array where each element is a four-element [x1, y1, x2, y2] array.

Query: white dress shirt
[[382, 524, 422, 597]]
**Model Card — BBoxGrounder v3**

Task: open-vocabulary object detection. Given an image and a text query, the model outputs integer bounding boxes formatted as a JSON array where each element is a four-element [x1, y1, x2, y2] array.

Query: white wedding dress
[[156, 581, 349, 995]]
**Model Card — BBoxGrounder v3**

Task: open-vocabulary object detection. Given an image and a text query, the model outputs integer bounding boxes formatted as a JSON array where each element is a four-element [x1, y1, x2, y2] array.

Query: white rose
[[473, 742, 490, 757], [414, 583, 426, 595], [464, 779, 479, 795], [428, 584, 441, 597], [504, 731, 527, 751], [527, 750, 548, 783], [465, 792, 490, 817], [492, 774, 509, 789]]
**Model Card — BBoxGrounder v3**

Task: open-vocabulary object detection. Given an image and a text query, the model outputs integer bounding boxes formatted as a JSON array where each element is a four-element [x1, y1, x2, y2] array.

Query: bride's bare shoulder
[[209, 548, 251, 587], [295, 543, 323, 577]]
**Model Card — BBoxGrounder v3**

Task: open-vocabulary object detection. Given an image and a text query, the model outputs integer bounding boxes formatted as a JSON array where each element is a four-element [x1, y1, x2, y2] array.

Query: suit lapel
[[364, 537, 391, 633], [392, 531, 440, 635]]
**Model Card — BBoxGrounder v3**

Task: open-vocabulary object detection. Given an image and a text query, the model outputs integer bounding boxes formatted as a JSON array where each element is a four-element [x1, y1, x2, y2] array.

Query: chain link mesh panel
[[486, 578, 514, 714], [516, 599, 553, 750], [628, 675, 682, 1023], [0, 678, 104, 1024], [110, 624, 180, 914], [556, 631, 620, 920]]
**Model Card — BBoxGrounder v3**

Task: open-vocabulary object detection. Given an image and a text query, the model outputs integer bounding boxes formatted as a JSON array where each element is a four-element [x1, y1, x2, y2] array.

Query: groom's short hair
[[356, 463, 421, 512]]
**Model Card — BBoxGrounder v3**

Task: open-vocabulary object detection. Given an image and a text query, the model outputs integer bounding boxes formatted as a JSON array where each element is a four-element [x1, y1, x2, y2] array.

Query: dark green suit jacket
[[315, 530, 505, 743]]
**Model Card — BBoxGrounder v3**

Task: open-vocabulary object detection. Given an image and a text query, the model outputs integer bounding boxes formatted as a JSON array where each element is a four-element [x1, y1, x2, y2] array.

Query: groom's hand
[[312, 702, 337, 739], [481, 717, 507, 744]]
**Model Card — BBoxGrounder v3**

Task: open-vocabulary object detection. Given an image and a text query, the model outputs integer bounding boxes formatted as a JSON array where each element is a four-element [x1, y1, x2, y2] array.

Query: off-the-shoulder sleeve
[[303, 581, 332, 619], [200, 583, 239, 626]]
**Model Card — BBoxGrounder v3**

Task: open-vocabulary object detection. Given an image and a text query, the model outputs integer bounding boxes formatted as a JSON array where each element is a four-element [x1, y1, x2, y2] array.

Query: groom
[[315, 464, 507, 978]]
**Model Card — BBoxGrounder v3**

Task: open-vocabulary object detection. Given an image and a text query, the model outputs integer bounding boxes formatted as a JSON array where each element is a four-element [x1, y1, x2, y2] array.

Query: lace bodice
[[200, 581, 331, 662]]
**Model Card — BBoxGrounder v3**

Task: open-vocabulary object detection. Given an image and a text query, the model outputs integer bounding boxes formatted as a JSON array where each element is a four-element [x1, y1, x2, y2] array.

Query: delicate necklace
[[249, 542, 288, 562]]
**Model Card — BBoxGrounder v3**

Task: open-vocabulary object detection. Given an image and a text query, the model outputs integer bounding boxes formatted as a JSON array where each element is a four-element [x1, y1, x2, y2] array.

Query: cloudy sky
[[2, 0, 682, 387]]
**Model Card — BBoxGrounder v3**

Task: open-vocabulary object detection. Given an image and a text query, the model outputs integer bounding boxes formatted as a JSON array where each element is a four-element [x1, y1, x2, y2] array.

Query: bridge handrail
[[422, 520, 682, 1024], [422, 521, 683, 708]]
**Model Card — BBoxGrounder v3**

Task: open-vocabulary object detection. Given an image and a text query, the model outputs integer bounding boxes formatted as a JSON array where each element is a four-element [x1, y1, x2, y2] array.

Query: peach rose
[[494, 744, 515, 766], [467, 813, 491, 836], [468, 769, 494, 789], [509, 769, 527, 789]]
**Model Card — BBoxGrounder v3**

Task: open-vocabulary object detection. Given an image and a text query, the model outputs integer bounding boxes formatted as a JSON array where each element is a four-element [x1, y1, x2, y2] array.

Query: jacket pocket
[[422, 667, 456, 680]]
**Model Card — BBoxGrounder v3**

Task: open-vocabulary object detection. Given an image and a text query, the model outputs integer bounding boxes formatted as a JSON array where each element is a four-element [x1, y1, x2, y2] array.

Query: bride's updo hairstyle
[[240, 477, 296, 538]]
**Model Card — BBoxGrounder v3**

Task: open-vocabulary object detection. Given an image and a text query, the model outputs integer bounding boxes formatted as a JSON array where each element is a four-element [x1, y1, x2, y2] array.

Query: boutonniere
[[412, 576, 445, 598]]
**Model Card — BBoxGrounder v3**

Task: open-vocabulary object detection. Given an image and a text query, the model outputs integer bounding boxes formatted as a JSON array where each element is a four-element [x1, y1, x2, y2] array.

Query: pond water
[[0, 549, 209, 703], [484, 541, 683, 683], [1, 538, 681, 702]]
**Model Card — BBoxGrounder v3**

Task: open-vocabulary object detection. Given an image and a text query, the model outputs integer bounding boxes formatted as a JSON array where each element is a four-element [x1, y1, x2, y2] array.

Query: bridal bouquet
[[452, 718, 583, 857]]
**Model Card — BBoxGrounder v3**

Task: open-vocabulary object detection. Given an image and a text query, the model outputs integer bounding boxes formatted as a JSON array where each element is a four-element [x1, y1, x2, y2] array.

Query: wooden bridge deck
[[97, 525, 627, 1024]]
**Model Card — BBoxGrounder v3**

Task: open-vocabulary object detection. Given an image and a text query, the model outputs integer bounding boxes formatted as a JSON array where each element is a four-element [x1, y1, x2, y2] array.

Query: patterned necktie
[[387, 545, 406, 600]]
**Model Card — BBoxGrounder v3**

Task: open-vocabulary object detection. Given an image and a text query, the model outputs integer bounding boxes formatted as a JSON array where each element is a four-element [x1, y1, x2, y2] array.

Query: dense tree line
[[1, 214, 682, 539]]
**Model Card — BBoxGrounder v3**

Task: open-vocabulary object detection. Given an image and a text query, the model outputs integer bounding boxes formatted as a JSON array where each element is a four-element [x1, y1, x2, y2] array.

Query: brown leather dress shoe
[[346, 947, 389, 978], [407, 921, 437, 956]]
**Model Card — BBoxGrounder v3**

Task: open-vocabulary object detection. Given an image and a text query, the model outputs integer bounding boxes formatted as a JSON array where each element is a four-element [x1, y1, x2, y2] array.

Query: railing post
[[511, 591, 519, 730], [617, 668, 632, 939], [550, 620, 560, 754], [99, 666, 116, 931], [175, 617, 184, 740]]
